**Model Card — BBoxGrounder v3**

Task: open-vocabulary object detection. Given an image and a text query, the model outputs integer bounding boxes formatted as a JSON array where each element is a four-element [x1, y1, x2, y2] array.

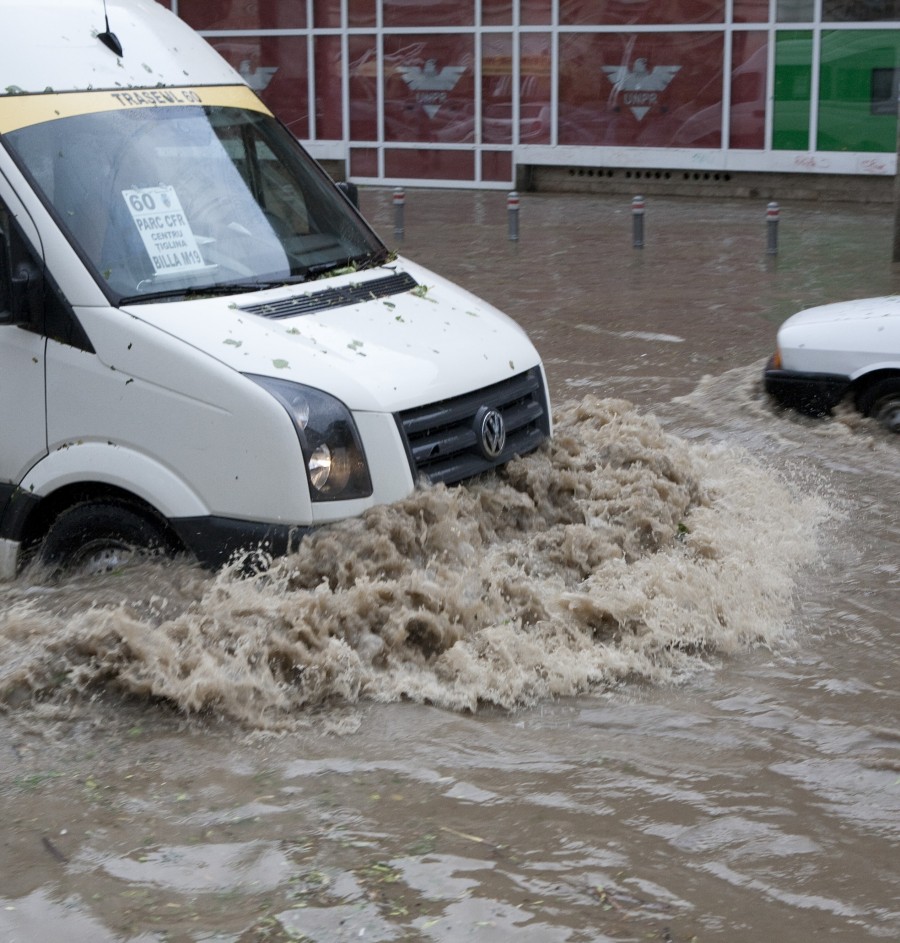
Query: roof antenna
[[98, 0, 124, 57]]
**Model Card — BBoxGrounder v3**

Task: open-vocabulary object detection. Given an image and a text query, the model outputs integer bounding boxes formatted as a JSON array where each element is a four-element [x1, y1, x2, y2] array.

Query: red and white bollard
[[632, 194, 645, 248], [393, 187, 405, 239], [766, 201, 780, 255], [507, 191, 520, 242]]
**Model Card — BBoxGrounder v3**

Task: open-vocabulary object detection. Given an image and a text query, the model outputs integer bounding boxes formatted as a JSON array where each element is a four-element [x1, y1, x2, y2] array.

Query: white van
[[0, 0, 551, 577]]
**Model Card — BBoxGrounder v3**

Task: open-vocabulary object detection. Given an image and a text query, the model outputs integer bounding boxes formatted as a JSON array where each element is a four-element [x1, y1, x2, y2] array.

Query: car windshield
[[4, 103, 386, 303]]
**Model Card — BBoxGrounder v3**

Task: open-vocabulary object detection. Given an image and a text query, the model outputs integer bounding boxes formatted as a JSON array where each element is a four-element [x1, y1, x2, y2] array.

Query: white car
[[764, 295, 900, 432]]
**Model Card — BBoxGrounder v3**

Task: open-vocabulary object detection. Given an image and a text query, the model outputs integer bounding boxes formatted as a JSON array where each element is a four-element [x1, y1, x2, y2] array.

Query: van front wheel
[[40, 501, 176, 576]]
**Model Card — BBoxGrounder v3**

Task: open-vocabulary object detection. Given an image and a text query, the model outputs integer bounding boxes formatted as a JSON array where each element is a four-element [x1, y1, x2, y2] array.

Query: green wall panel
[[817, 30, 900, 152], [773, 30, 812, 150]]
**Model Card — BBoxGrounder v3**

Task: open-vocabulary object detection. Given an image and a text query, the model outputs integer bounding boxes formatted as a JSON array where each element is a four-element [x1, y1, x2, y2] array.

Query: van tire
[[39, 500, 175, 576], [856, 377, 900, 433]]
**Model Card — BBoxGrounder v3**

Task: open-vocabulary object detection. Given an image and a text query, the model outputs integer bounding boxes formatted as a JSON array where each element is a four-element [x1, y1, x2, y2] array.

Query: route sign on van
[[122, 185, 207, 275]]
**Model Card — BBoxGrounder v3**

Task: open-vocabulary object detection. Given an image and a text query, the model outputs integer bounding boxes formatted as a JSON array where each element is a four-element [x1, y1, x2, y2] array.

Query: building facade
[[162, 1, 900, 190]]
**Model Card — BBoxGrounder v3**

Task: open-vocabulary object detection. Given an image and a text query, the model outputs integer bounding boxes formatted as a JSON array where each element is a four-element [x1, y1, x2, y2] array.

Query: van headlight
[[246, 375, 373, 501]]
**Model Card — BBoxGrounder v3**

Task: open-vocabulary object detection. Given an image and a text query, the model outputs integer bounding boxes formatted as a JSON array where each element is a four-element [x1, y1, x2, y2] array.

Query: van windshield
[[4, 104, 386, 303]]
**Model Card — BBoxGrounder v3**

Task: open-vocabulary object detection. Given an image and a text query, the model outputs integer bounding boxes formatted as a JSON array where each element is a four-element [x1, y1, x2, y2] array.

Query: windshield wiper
[[355, 247, 395, 270], [305, 248, 394, 280], [117, 277, 307, 305]]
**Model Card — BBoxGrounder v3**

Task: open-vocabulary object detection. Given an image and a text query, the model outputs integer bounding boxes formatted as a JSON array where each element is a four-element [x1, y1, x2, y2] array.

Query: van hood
[[118, 258, 542, 413]]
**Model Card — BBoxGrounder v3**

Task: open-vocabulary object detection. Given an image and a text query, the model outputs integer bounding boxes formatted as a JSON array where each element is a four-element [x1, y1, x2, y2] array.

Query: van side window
[[0, 206, 14, 318], [43, 267, 94, 352], [0, 200, 93, 352]]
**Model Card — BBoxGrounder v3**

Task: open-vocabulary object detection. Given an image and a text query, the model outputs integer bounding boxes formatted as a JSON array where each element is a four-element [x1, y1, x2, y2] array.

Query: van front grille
[[396, 367, 550, 485]]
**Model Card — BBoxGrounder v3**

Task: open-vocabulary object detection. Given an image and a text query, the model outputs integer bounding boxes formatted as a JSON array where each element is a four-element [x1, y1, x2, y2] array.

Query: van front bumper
[[763, 357, 850, 417], [172, 515, 311, 569]]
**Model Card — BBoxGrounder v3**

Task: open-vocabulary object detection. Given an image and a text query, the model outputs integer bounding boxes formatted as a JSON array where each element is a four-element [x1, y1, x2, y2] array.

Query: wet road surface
[[1, 191, 898, 942]]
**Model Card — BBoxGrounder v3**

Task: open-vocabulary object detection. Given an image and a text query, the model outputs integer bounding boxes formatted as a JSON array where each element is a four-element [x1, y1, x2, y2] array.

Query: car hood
[[782, 295, 900, 328], [777, 294, 900, 377], [117, 258, 542, 412]]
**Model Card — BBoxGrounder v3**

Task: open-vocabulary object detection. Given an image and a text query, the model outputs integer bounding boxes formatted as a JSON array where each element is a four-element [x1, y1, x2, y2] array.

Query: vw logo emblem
[[476, 407, 506, 459]]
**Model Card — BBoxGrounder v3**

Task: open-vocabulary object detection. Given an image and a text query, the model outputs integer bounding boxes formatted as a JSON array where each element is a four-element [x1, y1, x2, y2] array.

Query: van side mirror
[[8, 260, 44, 328], [0, 210, 45, 328]]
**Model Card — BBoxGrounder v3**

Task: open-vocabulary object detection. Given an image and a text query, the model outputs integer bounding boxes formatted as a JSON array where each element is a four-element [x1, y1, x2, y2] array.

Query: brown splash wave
[[0, 396, 823, 727]]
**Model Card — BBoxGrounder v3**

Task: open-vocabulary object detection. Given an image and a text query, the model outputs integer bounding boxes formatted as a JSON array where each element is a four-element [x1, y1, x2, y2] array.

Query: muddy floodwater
[[1, 192, 898, 943]]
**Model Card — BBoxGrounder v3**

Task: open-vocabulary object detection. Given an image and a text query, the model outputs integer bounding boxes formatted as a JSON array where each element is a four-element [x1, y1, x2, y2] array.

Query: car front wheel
[[856, 377, 900, 433]]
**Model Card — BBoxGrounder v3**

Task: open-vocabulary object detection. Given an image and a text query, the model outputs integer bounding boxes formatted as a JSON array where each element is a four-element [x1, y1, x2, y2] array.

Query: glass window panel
[[482, 0, 512, 25], [772, 30, 812, 148], [871, 65, 900, 115], [560, 0, 722, 26], [207, 36, 309, 137], [823, 0, 900, 19], [558, 32, 724, 147], [730, 31, 767, 147], [733, 0, 770, 22], [350, 148, 379, 177], [385, 149, 475, 180], [349, 0, 377, 27], [481, 0, 553, 26], [315, 35, 343, 140], [314, 0, 342, 28], [179, 0, 307, 30], [383, 0, 474, 27], [522, 0, 553, 24], [481, 150, 513, 182], [348, 36, 378, 140], [483, 34, 513, 144], [776, 0, 814, 21], [818, 30, 900, 151], [383, 35, 476, 143], [520, 34, 552, 144]]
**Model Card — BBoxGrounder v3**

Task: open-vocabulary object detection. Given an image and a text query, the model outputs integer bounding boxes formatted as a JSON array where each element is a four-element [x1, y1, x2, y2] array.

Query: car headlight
[[246, 375, 372, 501]]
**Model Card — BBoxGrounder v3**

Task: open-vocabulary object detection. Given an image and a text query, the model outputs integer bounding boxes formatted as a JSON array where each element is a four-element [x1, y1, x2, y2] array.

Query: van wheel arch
[[854, 372, 900, 433], [22, 488, 185, 575]]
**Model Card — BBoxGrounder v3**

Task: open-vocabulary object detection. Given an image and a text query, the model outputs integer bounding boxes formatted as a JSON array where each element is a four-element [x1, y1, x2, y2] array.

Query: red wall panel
[[558, 32, 725, 148]]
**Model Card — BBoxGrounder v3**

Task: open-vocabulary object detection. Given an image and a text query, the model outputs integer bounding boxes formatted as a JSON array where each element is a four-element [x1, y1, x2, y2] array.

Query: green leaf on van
[[410, 284, 436, 302]]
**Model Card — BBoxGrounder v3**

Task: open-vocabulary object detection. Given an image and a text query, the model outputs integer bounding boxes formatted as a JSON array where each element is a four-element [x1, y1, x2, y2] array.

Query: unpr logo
[[602, 58, 681, 121], [398, 59, 467, 118]]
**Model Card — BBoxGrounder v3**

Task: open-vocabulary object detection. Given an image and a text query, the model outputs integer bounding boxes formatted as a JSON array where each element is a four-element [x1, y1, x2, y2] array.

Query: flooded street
[[1, 191, 898, 942]]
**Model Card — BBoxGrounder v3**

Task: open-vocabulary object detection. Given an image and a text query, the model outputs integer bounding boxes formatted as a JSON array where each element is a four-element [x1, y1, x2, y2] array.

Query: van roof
[[0, 0, 240, 96]]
